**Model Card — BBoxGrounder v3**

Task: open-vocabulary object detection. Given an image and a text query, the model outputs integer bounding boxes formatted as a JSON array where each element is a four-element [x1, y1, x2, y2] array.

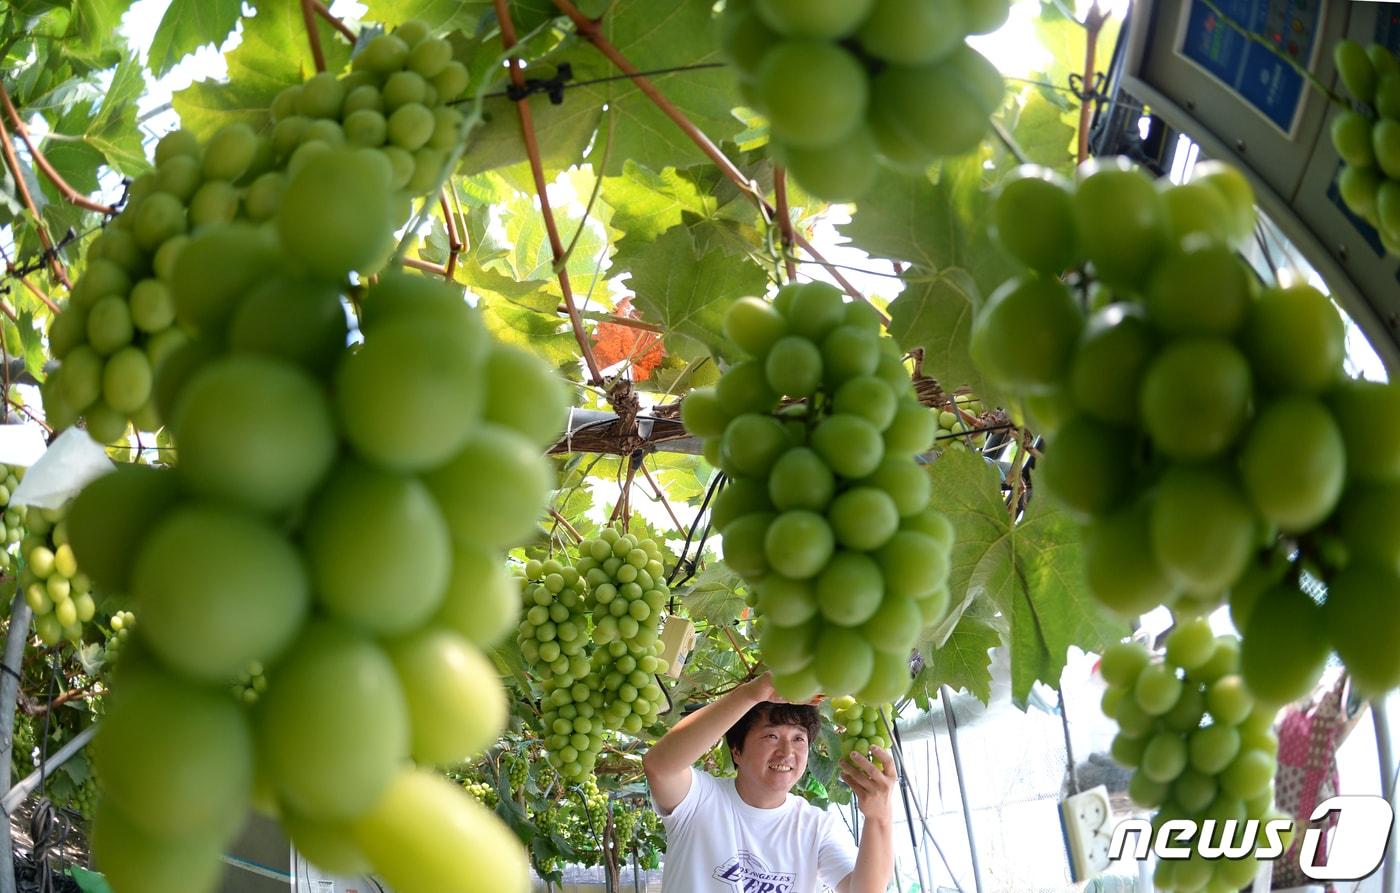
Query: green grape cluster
[[681, 282, 953, 703], [1101, 621, 1283, 893], [463, 780, 499, 809], [61, 97, 565, 889], [578, 529, 671, 734], [503, 750, 529, 796], [20, 507, 96, 647], [520, 559, 608, 782], [934, 393, 987, 453], [716, 0, 1008, 201], [230, 661, 268, 706], [11, 714, 35, 779], [0, 464, 26, 573], [70, 775, 101, 822], [978, 157, 1400, 706], [103, 610, 136, 663], [612, 799, 640, 849], [1331, 40, 1400, 255], [43, 19, 472, 443], [575, 775, 608, 839], [269, 20, 470, 204], [829, 696, 891, 762]]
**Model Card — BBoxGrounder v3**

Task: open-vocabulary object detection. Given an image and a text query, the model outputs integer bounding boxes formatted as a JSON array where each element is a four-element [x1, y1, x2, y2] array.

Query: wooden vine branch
[[1078, 1, 1108, 164], [548, 0, 887, 325], [548, 507, 583, 543], [300, 0, 327, 73], [494, 0, 605, 387], [17, 272, 59, 315], [0, 86, 117, 216], [439, 189, 463, 278], [310, 0, 358, 43], [639, 462, 685, 535], [0, 116, 69, 289], [401, 256, 450, 277], [772, 166, 798, 282], [563, 304, 664, 333]]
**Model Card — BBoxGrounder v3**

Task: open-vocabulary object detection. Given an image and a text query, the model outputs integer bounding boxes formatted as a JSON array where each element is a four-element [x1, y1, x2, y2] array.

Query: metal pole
[[2, 723, 97, 815], [885, 709, 932, 893], [0, 589, 32, 893], [941, 684, 986, 893], [1373, 695, 1396, 893]]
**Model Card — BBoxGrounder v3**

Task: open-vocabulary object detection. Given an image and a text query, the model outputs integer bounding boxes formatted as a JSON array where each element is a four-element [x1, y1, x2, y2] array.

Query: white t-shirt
[[653, 767, 858, 893]]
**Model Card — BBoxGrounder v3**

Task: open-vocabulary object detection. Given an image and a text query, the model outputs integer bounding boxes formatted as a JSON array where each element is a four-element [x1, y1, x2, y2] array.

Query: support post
[[0, 589, 32, 893], [940, 684, 985, 893]]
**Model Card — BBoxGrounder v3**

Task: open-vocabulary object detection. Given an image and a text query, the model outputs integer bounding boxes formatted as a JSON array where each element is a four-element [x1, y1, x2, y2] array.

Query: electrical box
[[659, 615, 696, 679], [1119, 0, 1400, 372], [1060, 785, 1115, 882]]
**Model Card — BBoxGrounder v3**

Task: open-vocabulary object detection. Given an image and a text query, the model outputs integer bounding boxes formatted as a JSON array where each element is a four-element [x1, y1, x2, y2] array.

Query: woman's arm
[[837, 747, 897, 893]]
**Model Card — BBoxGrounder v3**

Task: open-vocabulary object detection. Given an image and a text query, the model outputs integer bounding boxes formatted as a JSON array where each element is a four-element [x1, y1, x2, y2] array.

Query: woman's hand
[[840, 746, 897, 821]]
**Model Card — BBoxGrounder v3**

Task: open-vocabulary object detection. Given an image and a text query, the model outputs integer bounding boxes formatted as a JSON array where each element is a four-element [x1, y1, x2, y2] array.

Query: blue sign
[[1177, 0, 1325, 136]]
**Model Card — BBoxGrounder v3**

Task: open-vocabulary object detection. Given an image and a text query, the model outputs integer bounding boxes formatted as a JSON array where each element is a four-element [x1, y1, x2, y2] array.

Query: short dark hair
[[725, 702, 822, 755]]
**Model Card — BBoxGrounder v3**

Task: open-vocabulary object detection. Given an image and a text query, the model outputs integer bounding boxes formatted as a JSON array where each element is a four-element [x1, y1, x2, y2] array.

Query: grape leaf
[[146, 0, 242, 78], [914, 606, 1003, 707], [470, 0, 742, 178], [887, 269, 987, 397], [925, 448, 1126, 708], [172, 2, 352, 140], [843, 159, 1015, 391], [623, 225, 766, 362], [61, 0, 132, 69], [602, 161, 718, 250], [360, 0, 490, 33], [477, 292, 581, 371], [1009, 87, 1077, 173], [675, 563, 747, 629], [83, 58, 148, 176]]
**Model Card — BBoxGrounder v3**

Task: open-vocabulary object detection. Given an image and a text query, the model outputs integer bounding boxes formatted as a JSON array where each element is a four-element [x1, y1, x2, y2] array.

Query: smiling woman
[[641, 672, 896, 892]]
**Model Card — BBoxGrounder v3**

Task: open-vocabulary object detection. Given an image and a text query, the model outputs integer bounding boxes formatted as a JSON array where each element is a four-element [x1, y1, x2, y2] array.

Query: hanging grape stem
[[495, 0, 606, 387], [299, 0, 327, 73], [0, 112, 69, 289], [1077, 1, 1109, 164], [773, 167, 799, 282], [309, 0, 357, 43], [0, 86, 117, 216]]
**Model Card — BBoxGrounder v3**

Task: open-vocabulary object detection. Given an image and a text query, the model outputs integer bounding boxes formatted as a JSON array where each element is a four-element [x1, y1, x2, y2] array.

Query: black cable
[[665, 471, 725, 591], [465, 62, 727, 106]]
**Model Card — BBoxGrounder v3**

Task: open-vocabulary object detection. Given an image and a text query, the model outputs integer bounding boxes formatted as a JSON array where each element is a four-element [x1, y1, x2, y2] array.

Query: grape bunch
[[977, 157, 1400, 706], [681, 282, 953, 703], [19, 507, 96, 648], [62, 170, 564, 893], [69, 775, 101, 822], [934, 393, 987, 453], [716, 0, 1008, 201], [577, 529, 671, 734], [43, 19, 472, 442], [519, 559, 608, 782], [1331, 40, 1400, 255], [1101, 620, 1282, 893], [230, 661, 268, 706], [829, 696, 891, 762], [0, 464, 26, 573], [503, 750, 529, 797], [269, 20, 470, 202], [103, 610, 136, 663], [462, 779, 500, 809]]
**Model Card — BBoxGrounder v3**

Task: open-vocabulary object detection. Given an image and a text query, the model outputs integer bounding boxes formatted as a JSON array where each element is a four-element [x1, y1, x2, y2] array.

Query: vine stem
[[494, 0, 605, 387], [548, 507, 583, 544], [1077, 1, 1108, 164], [401, 256, 449, 276], [300, 0, 327, 73], [0, 86, 116, 216], [562, 304, 664, 333], [0, 115, 69, 289], [549, 0, 888, 325], [440, 189, 462, 278], [15, 275, 57, 315], [720, 625, 752, 676], [310, 0, 357, 43], [638, 462, 685, 535], [772, 167, 798, 282]]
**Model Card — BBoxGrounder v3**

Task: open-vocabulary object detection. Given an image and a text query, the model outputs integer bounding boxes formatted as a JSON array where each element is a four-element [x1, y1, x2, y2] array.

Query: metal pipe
[[2, 722, 97, 815], [941, 684, 986, 893], [1373, 695, 1396, 893], [0, 589, 32, 893]]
